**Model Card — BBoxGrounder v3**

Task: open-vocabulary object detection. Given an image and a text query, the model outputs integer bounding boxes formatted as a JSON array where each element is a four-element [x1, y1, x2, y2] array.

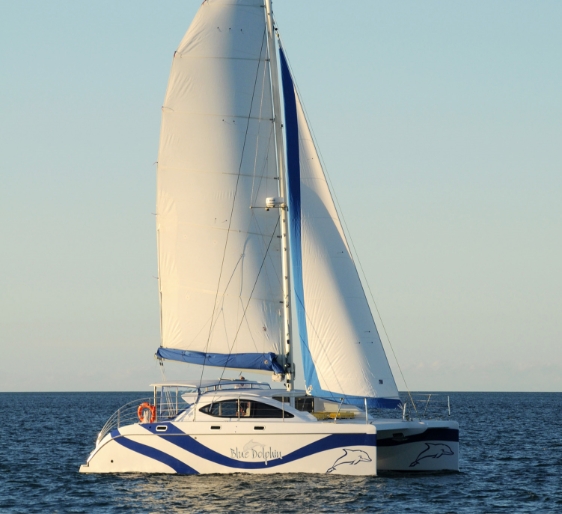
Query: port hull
[[79, 421, 378, 475]]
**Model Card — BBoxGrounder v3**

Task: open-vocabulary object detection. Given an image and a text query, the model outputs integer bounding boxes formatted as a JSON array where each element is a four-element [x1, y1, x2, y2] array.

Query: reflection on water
[[117, 473, 376, 513]]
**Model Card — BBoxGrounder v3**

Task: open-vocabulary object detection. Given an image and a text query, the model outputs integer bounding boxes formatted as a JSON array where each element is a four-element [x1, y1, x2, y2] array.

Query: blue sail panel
[[156, 348, 283, 373], [279, 47, 313, 393], [279, 48, 330, 404]]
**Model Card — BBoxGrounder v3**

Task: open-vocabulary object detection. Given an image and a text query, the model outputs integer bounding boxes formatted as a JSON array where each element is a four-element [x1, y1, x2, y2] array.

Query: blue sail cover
[[156, 348, 283, 374], [279, 48, 401, 410]]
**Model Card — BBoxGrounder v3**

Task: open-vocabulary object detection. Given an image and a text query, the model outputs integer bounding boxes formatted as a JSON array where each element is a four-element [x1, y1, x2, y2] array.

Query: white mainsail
[[279, 48, 401, 407], [156, 0, 284, 372]]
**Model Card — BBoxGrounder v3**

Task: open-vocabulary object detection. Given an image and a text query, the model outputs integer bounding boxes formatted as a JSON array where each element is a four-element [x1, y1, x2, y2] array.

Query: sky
[[1, 0, 560, 392]]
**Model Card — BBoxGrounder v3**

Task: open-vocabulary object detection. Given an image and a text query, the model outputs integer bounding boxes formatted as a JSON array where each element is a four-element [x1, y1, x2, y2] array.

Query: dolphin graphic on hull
[[243, 440, 265, 452], [326, 449, 372, 474], [409, 443, 454, 468]]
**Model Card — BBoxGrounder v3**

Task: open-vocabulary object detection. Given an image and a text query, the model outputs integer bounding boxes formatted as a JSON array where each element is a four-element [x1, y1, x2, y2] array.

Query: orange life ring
[[137, 402, 156, 423]]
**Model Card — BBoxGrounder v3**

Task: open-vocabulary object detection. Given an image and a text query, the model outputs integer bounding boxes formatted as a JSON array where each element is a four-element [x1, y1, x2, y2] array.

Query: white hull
[[80, 421, 378, 476], [80, 418, 458, 475]]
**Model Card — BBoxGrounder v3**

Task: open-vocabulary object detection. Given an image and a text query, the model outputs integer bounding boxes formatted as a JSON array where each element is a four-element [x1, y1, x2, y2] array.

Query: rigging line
[[249, 215, 282, 313], [307, 125, 416, 409], [207, 206, 276, 349], [249, 211, 283, 360], [275, 27, 413, 410], [218, 217, 280, 383], [272, 39, 343, 399], [159, 360, 167, 381], [231, 241, 260, 355], [253, 213, 283, 299], [248, 128, 276, 264], [250, 125, 275, 207], [194, 217, 281, 346], [250, 54, 269, 205], [247, 55, 275, 254], [199, 27, 268, 386], [206, 36, 276, 365], [202, 252, 243, 345], [248, 137, 282, 288], [241, 302, 260, 354]]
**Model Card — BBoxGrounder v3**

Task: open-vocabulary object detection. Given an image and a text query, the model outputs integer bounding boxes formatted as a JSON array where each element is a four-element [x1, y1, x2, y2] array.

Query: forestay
[[279, 48, 401, 408], [156, 0, 283, 373]]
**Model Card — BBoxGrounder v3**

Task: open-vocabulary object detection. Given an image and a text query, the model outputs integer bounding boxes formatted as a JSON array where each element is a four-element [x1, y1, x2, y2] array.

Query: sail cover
[[280, 49, 401, 408], [156, 0, 283, 373]]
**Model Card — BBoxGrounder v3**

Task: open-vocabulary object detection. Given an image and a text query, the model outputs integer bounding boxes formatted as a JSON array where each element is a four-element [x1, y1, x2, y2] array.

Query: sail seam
[[161, 112, 273, 122], [160, 288, 282, 302], [158, 225, 278, 238], [174, 56, 267, 62], [158, 168, 276, 179], [204, 3, 264, 8]]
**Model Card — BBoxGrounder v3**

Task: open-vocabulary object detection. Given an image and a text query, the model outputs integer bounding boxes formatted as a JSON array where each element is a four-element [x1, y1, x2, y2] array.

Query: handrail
[[96, 397, 151, 444], [405, 394, 451, 420], [96, 395, 193, 445]]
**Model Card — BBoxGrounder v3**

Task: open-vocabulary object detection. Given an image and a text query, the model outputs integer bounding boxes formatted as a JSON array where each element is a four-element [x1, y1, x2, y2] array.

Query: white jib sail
[[294, 93, 400, 401], [156, 0, 283, 370]]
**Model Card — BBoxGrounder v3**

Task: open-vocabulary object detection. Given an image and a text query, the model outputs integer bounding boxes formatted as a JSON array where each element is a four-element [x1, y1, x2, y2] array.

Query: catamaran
[[80, 0, 459, 475]]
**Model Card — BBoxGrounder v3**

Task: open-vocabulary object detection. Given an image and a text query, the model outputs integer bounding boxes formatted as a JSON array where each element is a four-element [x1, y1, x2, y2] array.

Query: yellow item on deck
[[312, 411, 355, 420]]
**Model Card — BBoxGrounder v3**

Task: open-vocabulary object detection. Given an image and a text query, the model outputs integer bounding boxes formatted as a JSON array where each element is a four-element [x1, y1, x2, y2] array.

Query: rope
[[218, 217, 281, 383]]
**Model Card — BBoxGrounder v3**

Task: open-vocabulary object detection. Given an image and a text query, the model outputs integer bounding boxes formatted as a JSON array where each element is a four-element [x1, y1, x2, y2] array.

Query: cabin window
[[199, 400, 294, 418], [199, 400, 238, 417], [272, 396, 313, 413], [249, 401, 293, 418]]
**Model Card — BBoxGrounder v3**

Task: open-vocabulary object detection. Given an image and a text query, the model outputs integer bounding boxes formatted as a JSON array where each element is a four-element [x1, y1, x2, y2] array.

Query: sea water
[[1, 392, 560, 513]]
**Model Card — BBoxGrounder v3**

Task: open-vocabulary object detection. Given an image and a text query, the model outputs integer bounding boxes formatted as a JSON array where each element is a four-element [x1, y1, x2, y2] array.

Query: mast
[[265, 0, 294, 392]]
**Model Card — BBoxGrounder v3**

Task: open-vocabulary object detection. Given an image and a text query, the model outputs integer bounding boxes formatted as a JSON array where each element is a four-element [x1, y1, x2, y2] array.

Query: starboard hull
[[375, 420, 459, 472]]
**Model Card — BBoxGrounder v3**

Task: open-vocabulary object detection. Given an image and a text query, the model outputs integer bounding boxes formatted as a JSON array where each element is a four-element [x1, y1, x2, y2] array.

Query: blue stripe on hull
[[149, 424, 375, 469], [114, 424, 375, 471], [113, 433, 199, 474]]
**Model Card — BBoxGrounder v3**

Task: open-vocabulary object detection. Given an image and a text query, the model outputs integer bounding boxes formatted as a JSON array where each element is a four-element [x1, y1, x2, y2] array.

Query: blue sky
[[1, 1, 560, 392]]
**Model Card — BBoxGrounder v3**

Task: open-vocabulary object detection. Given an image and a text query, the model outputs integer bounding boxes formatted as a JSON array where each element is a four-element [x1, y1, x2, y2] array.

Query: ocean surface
[[1, 392, 560, 513]]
